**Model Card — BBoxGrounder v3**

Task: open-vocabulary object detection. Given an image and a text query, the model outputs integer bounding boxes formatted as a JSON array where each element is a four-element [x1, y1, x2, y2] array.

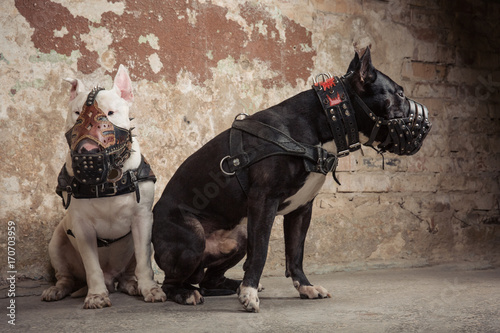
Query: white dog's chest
[[64, 191, 147, 240]]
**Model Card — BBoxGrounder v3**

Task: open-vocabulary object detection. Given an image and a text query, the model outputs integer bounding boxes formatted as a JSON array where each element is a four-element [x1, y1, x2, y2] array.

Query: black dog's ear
[[358, 47, 376, 84], [347, 52, 360, 73], [347, 46, 377, 90]]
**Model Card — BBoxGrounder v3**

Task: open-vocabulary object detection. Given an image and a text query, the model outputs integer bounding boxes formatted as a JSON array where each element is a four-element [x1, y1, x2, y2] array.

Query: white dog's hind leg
[[117, 256, 140, 296]]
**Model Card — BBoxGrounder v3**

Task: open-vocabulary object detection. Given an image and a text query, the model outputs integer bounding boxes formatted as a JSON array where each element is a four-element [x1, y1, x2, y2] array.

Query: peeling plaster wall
[[1, 0, 499, 281]]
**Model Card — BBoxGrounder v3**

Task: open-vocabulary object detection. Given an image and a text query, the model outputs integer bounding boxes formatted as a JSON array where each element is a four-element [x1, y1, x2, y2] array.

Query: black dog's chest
[[277, 172, 327, 215]]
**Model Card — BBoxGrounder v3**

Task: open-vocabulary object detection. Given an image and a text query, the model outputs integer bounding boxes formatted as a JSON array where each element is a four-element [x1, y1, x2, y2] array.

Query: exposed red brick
[[15, 0, 90, 56], [15, 0, 315, 87], [78, 45, 100, 74]]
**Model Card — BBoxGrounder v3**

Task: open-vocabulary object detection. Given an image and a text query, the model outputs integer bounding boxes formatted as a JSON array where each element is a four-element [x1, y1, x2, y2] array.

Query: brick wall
[[301, 0, 500, 274], [1, 0, 498, 281]]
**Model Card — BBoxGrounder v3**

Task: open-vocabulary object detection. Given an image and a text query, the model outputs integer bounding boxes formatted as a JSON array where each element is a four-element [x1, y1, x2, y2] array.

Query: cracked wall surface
[[1, 0, 499, 281]]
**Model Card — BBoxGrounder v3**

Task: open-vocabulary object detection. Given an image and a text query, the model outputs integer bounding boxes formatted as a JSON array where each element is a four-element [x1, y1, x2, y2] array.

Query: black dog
[[152, 48, 431, 312]]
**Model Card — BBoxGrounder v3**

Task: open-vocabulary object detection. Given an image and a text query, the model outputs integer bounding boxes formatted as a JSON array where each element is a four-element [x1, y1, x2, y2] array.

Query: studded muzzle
[[354, 94, 432, 156], [65, 87, 132, 185]]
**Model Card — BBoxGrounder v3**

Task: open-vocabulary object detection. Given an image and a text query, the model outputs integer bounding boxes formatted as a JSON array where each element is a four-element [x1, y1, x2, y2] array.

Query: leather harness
[[221, 74, 360, 195], [222, 117, 341, 196]]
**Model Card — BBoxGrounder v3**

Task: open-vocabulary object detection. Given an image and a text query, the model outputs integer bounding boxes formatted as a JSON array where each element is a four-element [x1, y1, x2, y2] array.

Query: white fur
[[277, 140, 337, 216], [42, 65, 166, 308], [359, 132, 381, 148], [277, 173, 326, 216], [293, 280, 331, 299], [238, 285, 260, 312]]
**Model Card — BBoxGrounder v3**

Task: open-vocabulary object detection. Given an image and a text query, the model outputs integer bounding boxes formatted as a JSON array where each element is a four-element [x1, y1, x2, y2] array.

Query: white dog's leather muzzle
[[65, 87, 132, 185]]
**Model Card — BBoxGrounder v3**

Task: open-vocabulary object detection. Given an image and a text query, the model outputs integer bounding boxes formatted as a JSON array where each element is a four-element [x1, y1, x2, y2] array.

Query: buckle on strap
[[337, 149, 349, 158], [63, 185, 72, 209], [316, 147, 338, 175], [349, 142, 361, 151]]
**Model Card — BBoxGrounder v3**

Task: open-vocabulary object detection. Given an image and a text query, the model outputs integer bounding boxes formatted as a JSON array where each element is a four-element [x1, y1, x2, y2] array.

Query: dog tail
[[71, 286, 88, 298], [199, 288, 236, 297]]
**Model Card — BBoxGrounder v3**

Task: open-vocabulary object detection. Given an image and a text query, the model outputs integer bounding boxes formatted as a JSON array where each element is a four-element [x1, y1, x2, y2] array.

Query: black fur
[[152, 48, 409, 306]]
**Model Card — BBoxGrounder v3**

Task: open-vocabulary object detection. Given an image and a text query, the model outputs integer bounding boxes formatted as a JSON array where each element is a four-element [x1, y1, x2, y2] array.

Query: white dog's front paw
[[142, 284, 166, 303], [83, 293, 112, 309], [238, 284, 260, 312]]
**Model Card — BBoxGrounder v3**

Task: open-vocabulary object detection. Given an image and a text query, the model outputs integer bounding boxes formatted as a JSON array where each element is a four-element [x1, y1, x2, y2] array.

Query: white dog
[[42, 65, 166, 308]]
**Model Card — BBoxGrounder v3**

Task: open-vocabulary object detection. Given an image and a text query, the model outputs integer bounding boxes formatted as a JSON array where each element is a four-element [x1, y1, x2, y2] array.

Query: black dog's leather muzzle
[[352, 93, 432, 155], [380, 98, 431, 155], [65, 87, 132, 185]]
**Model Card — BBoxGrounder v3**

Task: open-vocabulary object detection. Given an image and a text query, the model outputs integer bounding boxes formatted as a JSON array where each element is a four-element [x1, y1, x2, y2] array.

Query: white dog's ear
[[113, 64, 134, 102], [64, 78, 86, 101]]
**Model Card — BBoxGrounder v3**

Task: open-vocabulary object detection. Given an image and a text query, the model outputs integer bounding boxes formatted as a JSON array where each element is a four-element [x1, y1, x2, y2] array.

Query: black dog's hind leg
[[200, 247, 246, 296], [152, 219, 206, 305], [199, 238, 247, 294], [284, 201, 331, 299]]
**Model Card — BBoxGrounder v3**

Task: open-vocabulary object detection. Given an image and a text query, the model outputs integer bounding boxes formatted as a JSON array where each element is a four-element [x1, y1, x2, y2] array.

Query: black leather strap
[[96, 230, 131, 247], [312, 75, 361, 156], [66, 228, 132, 248], [225, 118, 339, 196], [233, 119, 306, 154], [229, 123, 249, 196]]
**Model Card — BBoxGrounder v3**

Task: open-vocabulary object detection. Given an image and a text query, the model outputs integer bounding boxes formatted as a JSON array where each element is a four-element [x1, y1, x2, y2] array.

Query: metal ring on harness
[[220, 155, 236, 176], [234, 113, 249, 121]]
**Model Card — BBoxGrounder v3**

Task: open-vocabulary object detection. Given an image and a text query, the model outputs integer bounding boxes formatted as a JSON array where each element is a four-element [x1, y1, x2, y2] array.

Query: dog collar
[[312, 73, 361, 157]]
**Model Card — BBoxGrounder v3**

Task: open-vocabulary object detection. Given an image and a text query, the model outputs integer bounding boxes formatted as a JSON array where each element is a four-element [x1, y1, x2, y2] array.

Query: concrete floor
[[2, 266, 499, 332]]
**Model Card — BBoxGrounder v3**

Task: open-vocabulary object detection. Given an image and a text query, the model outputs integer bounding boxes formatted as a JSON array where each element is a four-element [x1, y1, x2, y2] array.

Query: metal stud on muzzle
[[65, 87, 132, 185]]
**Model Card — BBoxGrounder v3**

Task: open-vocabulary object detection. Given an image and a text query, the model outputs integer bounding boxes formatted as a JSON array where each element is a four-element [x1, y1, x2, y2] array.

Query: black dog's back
[[152, 130, 247, 231]]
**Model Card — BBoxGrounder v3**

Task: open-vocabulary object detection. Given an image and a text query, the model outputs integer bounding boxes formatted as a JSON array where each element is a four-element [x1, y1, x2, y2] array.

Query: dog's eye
[[107, 111, 115, 116], [397, 91, 405, 98], [74, 111, 80, 115]]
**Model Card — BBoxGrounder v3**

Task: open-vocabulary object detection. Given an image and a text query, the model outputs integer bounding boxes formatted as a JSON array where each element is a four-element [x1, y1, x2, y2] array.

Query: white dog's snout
[[76, 139, 101, 154]]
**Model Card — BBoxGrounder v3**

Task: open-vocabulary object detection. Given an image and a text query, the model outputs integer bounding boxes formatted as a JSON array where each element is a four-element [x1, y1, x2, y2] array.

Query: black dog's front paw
[[293, 281, 332, 299], [162, 284, 204, 305]]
